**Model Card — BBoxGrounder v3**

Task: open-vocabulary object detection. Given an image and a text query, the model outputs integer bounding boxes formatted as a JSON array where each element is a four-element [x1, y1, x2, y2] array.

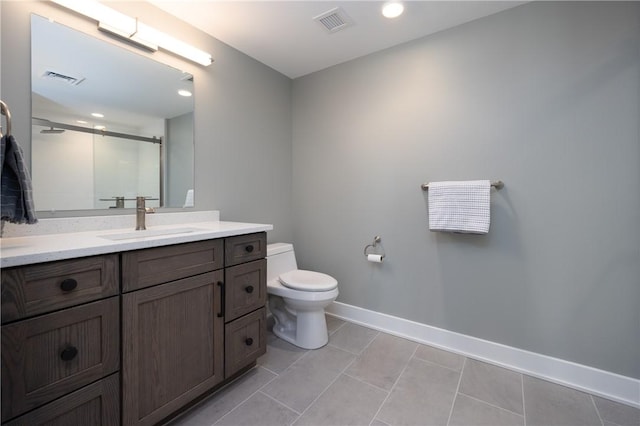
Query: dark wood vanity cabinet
[[1, 231, 267, 426], [121, 232, 266, 426], [121, 240, 225, 426], [1, 255, 120, 425], [223, 235, 267, 378]]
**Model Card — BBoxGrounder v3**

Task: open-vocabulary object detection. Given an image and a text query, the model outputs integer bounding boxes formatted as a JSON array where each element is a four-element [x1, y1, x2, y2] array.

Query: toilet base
[[269, 296, 330, 350]]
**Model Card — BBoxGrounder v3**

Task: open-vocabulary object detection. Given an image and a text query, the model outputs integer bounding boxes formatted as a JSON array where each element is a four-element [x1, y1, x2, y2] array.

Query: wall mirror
[[30, 14, 194, 212]]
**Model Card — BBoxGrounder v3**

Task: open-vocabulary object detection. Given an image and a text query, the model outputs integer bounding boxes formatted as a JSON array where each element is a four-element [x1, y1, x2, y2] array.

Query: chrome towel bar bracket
[[421, 180, 504, 191]]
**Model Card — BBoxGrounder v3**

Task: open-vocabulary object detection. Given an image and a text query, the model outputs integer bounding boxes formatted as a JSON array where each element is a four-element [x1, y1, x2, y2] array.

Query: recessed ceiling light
[[382, 2, 404, 19], [76, 120, 88, 124], [94, 125, 106, 130], [178, 89, 192, 97], [91, 112, 104, 118]]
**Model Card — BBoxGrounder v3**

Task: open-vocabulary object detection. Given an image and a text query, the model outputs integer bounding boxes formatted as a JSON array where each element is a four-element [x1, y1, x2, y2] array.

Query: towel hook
[[0, 100, 12, 137], [364, 236, 385, 259]]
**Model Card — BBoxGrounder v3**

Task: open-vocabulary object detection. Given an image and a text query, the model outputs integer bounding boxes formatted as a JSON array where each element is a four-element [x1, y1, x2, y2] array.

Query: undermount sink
[[99, 227, 204, 241]]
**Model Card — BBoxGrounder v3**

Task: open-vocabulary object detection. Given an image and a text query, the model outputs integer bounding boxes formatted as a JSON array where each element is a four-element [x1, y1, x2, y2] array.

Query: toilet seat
[[278, 270, 338, 292]]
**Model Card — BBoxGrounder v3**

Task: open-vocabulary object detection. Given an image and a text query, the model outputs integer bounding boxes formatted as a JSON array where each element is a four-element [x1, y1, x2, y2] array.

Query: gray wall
[[0, 1, 293, 243], [292, 1, 640, 379], [3, 1, 638, 380]]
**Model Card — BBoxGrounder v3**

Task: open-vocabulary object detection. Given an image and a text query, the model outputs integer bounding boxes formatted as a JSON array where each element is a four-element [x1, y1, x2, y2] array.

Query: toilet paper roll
[[367, 254, 384, 263]]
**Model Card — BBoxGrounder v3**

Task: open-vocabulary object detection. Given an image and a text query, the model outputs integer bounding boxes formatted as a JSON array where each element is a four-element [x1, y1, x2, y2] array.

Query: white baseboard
[[326, 301, 640, 408]]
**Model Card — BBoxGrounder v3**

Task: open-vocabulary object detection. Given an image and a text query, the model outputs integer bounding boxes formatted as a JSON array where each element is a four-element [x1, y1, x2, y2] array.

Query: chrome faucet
[[136, 196, 146, 230]]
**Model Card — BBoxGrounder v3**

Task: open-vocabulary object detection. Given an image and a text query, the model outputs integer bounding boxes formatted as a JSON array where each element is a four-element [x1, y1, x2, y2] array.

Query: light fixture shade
[[135, 22, 212, 66], [52, 0, 136, 34], [50, 0, 213, 66], [98, 21, 158, 51]]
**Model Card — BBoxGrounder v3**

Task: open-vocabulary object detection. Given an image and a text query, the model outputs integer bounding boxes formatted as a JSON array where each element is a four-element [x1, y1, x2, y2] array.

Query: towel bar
[[1, 100, 12, 137], [421, 180, 504, 191]]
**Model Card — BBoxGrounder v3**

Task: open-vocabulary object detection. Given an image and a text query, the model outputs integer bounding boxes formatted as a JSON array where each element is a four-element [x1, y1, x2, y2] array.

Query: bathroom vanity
[[0, 216, 271, 426]]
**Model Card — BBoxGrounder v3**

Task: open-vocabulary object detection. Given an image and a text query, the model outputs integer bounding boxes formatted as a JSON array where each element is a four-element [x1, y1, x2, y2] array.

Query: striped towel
[[428, 180, 490, 234], [1, 134, 38, 225]]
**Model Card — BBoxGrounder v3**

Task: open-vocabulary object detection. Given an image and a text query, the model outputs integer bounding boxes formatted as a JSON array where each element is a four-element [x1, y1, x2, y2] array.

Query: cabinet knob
[[245, 285, 254, 294], [245, 338, 254, 346], [245, 245, 254, 253], [60, 278, 78, 292], [60, 345, 78, 361]]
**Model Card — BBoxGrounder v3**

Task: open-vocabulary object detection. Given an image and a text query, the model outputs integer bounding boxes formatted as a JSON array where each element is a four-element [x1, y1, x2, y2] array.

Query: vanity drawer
[[225, 307, 267, 377], [1, 254, 119, 323], [4, 373, 120, 426], [224, 233, 266, 267], [1, 297, 120, 422], [122, 239, 224, 292], [224, 259, 267, 322]]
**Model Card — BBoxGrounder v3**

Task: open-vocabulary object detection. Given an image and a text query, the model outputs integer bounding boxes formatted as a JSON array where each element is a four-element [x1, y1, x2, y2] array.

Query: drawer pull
[[217, 281, 225, 318], [60, 345, 78, 361], [245, 285, 254, 294], [245, 338, 254, 346], [245, 245, 254, 253], [60, 278, 78, 292]]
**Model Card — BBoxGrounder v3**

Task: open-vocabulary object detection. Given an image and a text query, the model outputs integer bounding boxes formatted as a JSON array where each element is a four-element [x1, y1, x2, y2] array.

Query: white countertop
[[0, 220, 273, 268]]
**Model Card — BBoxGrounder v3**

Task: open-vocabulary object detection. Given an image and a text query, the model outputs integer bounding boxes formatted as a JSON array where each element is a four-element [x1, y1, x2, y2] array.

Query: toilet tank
[[266, 243, 298, 282]]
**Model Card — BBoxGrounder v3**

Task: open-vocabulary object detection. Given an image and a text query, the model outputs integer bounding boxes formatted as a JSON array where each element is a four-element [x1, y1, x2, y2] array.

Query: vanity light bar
[[98, 20, 159, 52], [50, 0, 213, 66]]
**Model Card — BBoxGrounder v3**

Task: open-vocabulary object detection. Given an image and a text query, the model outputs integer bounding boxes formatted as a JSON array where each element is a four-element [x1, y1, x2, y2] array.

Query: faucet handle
[[135, 196, 147, 230]]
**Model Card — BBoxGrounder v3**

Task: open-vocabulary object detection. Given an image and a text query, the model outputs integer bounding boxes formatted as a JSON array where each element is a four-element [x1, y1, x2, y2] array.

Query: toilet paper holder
[[364, 236, 385, 260]]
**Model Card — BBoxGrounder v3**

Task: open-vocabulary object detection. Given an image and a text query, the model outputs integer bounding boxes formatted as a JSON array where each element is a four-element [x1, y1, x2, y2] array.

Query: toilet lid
[[278, 270, 338, 292]]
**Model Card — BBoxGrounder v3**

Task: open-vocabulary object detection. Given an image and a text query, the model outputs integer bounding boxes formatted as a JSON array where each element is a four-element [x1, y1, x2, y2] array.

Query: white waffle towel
[[428, 180, 491, 234]]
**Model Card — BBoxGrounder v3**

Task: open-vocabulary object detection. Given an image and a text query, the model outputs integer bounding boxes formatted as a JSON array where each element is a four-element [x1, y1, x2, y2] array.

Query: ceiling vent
[[313, 7, 353, 34], [41, 70, 85, 86]]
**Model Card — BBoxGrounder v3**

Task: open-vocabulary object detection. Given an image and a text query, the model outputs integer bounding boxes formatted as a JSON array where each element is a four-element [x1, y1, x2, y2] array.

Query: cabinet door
[[224, 259, 267, 322], [1, 254, 118, 323], [224, 233, 266, 267], [122, 271, 224, 426], [4, 373, 120, 426], [225, 308, 267, 378], [1, 298, 119, 422], [122, 240, 223, 292]]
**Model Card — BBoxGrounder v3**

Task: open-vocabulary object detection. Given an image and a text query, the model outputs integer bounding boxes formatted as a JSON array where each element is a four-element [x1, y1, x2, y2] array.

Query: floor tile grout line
[[367, 344, 420, 425], [521, 372, 527, 426], [171, 366, 277, 426], [327, 317, 347, 335], [289, 346, 362, 422], [342, 371, 395, 395], [211, 369, 284, 426], [258, 389, 304, 416], [258, 363, 286, 377], [445, 356, 467, 426], [277, 346, 311, 372], [590, 394, 606, 426], [456, 391, 526, 419], [412, 354, 466, 374]]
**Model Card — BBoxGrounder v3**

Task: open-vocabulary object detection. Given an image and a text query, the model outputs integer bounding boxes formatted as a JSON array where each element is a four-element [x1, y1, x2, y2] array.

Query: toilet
[[266, 243, 339, 349]]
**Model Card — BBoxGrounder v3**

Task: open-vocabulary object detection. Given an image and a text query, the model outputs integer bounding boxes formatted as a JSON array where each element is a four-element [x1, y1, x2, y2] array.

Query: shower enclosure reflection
[[31, 123, 161, 210]]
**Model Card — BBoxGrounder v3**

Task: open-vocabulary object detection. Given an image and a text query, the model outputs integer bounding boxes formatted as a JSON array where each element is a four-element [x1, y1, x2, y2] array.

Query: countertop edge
[[0, 221, 273, 268]]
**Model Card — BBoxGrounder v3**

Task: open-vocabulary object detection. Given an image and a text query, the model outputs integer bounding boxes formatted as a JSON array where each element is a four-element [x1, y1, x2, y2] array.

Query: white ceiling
[[151, 1, 527, 79]]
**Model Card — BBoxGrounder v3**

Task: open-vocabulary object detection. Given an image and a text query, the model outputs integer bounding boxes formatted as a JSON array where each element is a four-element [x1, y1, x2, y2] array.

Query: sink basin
[[99, 227, 204, 241]]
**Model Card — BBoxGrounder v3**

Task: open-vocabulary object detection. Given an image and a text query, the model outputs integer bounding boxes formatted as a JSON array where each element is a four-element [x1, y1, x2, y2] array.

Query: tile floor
[[169, 317, 639, 426]]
